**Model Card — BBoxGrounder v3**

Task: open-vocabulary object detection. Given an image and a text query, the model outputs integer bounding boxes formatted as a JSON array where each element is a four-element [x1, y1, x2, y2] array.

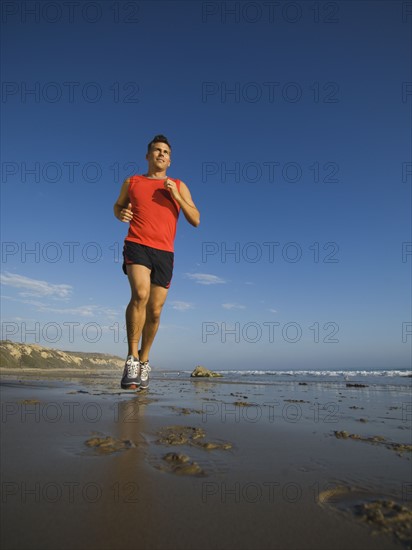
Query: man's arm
[[164, 179, 200, 227], [113, 178, 133, 222]]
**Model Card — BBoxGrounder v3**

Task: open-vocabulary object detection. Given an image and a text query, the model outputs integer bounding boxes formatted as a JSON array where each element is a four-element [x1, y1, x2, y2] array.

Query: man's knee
[[147, 305, 163, 323], [130, 288, 150, 306]]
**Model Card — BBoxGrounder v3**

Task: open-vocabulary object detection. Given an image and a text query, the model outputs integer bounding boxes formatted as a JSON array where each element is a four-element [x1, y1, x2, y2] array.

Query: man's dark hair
[[147, 134, 171, 153]]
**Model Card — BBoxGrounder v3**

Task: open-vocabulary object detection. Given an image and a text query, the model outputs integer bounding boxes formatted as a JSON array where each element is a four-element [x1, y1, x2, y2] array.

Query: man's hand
[[164, 178, 181, 201], [119, 202, 133, 222], [164, 179, 200, 227]]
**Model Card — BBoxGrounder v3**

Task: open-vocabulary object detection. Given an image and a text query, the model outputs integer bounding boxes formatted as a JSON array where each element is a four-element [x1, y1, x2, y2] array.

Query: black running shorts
[[122, 241, 174, 289]]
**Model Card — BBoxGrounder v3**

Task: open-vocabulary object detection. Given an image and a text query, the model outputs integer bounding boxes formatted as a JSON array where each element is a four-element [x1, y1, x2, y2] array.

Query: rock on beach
[[190, 365, 222, 378]]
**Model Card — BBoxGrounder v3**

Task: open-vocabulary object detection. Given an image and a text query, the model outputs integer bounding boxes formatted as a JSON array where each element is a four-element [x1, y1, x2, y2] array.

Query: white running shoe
[[120, 355, 141, 389], [140, 360, 151, 389]]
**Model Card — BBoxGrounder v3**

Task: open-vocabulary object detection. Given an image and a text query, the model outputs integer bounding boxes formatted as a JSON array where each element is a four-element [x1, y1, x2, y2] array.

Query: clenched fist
[[119, 202, 133, 223], [164, 178, 181, 201]]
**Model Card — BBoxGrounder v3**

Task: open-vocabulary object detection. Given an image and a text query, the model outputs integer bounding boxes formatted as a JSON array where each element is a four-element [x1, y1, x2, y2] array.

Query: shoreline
[[1, 373, 411, 550]]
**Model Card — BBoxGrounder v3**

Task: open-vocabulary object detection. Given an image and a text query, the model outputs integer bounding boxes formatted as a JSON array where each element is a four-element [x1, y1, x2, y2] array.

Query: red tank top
[[125, 175, 181, 252]]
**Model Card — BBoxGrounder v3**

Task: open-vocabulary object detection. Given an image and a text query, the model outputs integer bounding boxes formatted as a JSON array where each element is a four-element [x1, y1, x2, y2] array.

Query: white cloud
[[1, 272, 72, 299], [170, 301, 194, 311], [222, 303, 245, 310], [269, 309, 278, 313], [1, 293, 119, 319], [43, 304, 119, 319], [185, 273, 226, 285]]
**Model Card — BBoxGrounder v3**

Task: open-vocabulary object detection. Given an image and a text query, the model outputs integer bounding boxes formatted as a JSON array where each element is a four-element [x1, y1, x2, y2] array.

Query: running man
[[113, 135, 200, 389]]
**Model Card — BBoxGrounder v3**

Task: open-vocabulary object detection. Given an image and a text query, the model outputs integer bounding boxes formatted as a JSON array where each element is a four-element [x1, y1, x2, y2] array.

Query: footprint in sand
[[148, 425, 233, 476], [332, 431, 412, 454], [160, 452, 205, 476], [156, 425, 232, 450], [84, 435, 136, 455], [318, 485, 412, 547]]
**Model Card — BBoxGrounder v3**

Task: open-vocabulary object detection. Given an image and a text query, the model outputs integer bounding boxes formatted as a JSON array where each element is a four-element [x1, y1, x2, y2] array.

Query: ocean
[[161, 368, 412, 388]]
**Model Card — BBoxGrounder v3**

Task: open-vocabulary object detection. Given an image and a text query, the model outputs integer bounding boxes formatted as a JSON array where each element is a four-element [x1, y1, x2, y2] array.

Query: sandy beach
[[1, 369, 411, 550]]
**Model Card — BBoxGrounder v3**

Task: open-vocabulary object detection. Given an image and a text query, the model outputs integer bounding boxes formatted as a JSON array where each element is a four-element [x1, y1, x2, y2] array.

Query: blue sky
[[1, 1, 411, 370]]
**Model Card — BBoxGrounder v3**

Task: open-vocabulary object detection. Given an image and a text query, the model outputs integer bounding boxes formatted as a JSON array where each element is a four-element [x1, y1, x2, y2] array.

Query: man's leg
[[139, 284, 169, 362], [126, 264, 151, 357]]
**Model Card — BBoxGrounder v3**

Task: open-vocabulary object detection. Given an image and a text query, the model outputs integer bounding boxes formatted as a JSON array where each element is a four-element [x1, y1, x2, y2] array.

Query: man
[[113, 135, 200, 390]]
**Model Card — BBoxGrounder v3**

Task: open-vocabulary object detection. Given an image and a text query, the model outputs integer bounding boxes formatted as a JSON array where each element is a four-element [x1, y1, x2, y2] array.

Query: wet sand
[[1, 370, 411, 550]]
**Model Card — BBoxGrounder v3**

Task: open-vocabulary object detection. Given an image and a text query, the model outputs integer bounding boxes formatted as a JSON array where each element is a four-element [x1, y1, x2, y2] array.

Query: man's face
[[146, 142, 171, 171]]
